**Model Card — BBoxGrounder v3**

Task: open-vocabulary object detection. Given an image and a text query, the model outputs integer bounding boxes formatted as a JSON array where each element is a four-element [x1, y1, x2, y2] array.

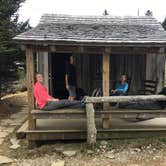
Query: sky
[[18, 0, 166, 27]]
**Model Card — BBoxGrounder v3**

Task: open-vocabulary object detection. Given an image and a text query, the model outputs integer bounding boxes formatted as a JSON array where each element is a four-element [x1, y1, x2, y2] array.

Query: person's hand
[[66, 84, 69, 90], [52, 98, 59, 102], [111, 90, 116, 94], [48, 98, 59, 102]]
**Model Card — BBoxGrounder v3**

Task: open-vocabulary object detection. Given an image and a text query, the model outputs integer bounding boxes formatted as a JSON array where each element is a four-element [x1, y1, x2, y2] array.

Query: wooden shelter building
[[14, 14, 166, 143]]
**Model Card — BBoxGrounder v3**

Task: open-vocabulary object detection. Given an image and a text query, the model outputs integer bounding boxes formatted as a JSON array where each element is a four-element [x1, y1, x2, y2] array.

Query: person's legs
[[42, 100, 84, 111], [68, 86, 76, 101]]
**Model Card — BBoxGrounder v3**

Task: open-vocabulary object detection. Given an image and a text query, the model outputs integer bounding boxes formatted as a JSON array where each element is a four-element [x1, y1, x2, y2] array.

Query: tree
[[162, 17, 166, 30], [103, 9, 109, 16], [145, 10, 153, 16], [0, 0, 30, 98]]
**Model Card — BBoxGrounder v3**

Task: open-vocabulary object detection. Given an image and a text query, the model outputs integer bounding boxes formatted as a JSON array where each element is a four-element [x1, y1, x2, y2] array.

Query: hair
[[35, 72, 43, 82], [119, 74, 127, 84]]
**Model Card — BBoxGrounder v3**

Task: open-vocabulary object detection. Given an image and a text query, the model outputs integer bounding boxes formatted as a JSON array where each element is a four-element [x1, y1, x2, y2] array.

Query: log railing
[[84, 95, 166, 148]]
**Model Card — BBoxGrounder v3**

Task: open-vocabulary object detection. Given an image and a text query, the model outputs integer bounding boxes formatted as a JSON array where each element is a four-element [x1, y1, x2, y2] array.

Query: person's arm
[[65, 64, 69, 90], [116, 83, 128, 93], [65, 74, 69, 90]]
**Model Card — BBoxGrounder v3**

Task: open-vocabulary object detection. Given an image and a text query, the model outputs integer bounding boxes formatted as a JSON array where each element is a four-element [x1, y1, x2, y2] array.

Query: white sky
[[18, 0, 166, 27]]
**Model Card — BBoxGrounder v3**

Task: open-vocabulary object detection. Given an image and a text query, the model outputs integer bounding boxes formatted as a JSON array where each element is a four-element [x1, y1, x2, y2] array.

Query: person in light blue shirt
[[111, 75, 129, 95]]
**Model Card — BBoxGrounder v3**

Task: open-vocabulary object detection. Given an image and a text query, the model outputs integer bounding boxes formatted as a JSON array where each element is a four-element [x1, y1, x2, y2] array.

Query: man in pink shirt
[[34, 73, 84, 110]]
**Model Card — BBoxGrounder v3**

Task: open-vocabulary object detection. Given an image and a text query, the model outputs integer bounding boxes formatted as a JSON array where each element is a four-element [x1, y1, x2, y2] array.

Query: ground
[[1, 92, 166, 165]]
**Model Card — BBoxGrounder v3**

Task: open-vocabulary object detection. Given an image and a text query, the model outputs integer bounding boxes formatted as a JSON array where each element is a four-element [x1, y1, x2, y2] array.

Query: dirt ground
[[1, 93, 166, 166]]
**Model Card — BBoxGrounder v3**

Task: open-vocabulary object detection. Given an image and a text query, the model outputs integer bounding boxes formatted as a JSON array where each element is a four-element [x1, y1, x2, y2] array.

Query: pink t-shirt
[[33, 82, 53, 109]]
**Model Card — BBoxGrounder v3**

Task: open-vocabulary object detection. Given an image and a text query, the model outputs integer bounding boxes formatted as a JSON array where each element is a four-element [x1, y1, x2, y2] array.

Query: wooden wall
[[110, 54, 146, 93], [146, 53, 165, 93], [36, 51, 165, 96], [76, 52, 165, 95]]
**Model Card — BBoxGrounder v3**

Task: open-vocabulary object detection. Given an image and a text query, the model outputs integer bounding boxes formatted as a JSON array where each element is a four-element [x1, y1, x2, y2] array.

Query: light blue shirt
[[115, 82, 128, 94]]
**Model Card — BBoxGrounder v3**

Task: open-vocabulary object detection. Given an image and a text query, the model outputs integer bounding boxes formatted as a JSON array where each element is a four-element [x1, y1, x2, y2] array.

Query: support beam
[[102, 49, 110, 129], [26, 48, 36, 130], [86, 103, 97, 148]]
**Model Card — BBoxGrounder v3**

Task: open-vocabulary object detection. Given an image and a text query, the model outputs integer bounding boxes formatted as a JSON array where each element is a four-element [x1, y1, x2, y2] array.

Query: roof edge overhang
[[13, 38, 166, 48]]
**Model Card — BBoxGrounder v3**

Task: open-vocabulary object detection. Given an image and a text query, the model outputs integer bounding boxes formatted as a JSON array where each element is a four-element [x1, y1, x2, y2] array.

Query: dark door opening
[[49, 53, 71, 99]]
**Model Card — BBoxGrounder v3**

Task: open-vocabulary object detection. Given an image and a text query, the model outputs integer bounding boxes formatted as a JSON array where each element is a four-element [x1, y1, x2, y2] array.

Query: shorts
[[68, 85, 76, 97]]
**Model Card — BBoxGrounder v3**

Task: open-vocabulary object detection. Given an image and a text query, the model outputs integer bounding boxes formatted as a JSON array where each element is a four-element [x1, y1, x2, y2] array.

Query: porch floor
[[36, 118, 166, 130], [17, 118, 166, 141]]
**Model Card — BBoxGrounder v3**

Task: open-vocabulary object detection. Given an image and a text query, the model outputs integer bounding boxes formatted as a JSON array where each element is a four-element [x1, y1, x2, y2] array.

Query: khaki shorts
[[68, 86, 76, 97]]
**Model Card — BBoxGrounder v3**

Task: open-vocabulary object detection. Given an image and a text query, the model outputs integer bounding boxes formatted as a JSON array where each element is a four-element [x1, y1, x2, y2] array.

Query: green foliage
[[162, 17, 166, 30], [0, 0, 31, 97], [17, 68, 25, 80]]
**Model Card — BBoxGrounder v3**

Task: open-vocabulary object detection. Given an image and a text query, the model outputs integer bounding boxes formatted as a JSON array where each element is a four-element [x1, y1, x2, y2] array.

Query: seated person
[[34, 73, 84, 111], [111, 75, 129, 95]]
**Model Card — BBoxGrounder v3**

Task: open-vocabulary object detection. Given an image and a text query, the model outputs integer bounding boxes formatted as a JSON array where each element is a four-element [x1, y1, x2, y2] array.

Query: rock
[[0, 138, 4, 145], [104, 151, 115, 159], [133, 148, 141, 153], [51, 160, 65, 166], [100, 140, 108, 146], [87, 150, 94, 154], [55, 147, 63, 153], [10, 138, 20, 149], [0, 155, 13, 164], [0, 131, 9, 138], [62, 150, 77, 157], [10, 138, 20, 144], [10, 144, 20, 149]]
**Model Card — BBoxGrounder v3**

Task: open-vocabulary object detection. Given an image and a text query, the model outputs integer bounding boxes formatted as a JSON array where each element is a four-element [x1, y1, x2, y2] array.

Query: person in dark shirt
[[65, 56, 77, 100]]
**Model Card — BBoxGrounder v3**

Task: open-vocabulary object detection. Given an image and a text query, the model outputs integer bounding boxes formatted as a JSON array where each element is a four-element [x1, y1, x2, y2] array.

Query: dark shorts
[[68, 86, 76, 97]]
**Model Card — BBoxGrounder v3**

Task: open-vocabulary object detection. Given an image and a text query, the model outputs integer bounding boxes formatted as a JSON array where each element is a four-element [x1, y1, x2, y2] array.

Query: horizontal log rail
[[84, 95, 166, 103]]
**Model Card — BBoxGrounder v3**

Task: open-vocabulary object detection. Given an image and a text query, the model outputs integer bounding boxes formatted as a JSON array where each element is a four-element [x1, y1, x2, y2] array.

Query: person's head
[[120, 74, 127, 83], [35, 73, 44, 83], [69, 55, 75, 65]]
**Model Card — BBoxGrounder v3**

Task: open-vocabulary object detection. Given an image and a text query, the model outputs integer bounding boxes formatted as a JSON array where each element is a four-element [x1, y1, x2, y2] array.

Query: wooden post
[[26, 48, 36, 130], [102, 49, 110, 129], [157, 48, 165, 93], [146, 53, 151, 80], [86, 103, 97, 148]]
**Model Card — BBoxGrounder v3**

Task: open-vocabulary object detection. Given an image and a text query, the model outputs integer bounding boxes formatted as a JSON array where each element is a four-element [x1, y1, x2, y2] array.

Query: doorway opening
[[49, 53, 72, 99]]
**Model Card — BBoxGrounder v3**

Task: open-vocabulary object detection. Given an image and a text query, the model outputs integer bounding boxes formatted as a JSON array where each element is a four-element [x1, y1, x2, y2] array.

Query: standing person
[[65, 55, 77, 100], [111, 74, 129, 95], [34, 73, 84, 111]]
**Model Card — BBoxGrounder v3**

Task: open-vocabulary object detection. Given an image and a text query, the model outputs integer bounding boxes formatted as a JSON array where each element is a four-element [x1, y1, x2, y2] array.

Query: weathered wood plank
[[84, 95, 166, 103], [31, 109, 166, 119], [86, 103, 97, 148], [102, 49, 110, 129], [26, 48, 36, 130], [26, 128, 166, 141]]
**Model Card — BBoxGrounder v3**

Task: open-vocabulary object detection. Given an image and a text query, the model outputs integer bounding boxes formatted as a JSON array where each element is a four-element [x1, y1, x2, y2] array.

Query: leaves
[[0, 0, 31, 98], [162, 17, 166, 30]]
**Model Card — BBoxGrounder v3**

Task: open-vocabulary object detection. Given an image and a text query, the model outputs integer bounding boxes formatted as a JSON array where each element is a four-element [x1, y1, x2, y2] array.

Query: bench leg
[[102, 118, 110, 129], [29, 118, 36, 130]]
